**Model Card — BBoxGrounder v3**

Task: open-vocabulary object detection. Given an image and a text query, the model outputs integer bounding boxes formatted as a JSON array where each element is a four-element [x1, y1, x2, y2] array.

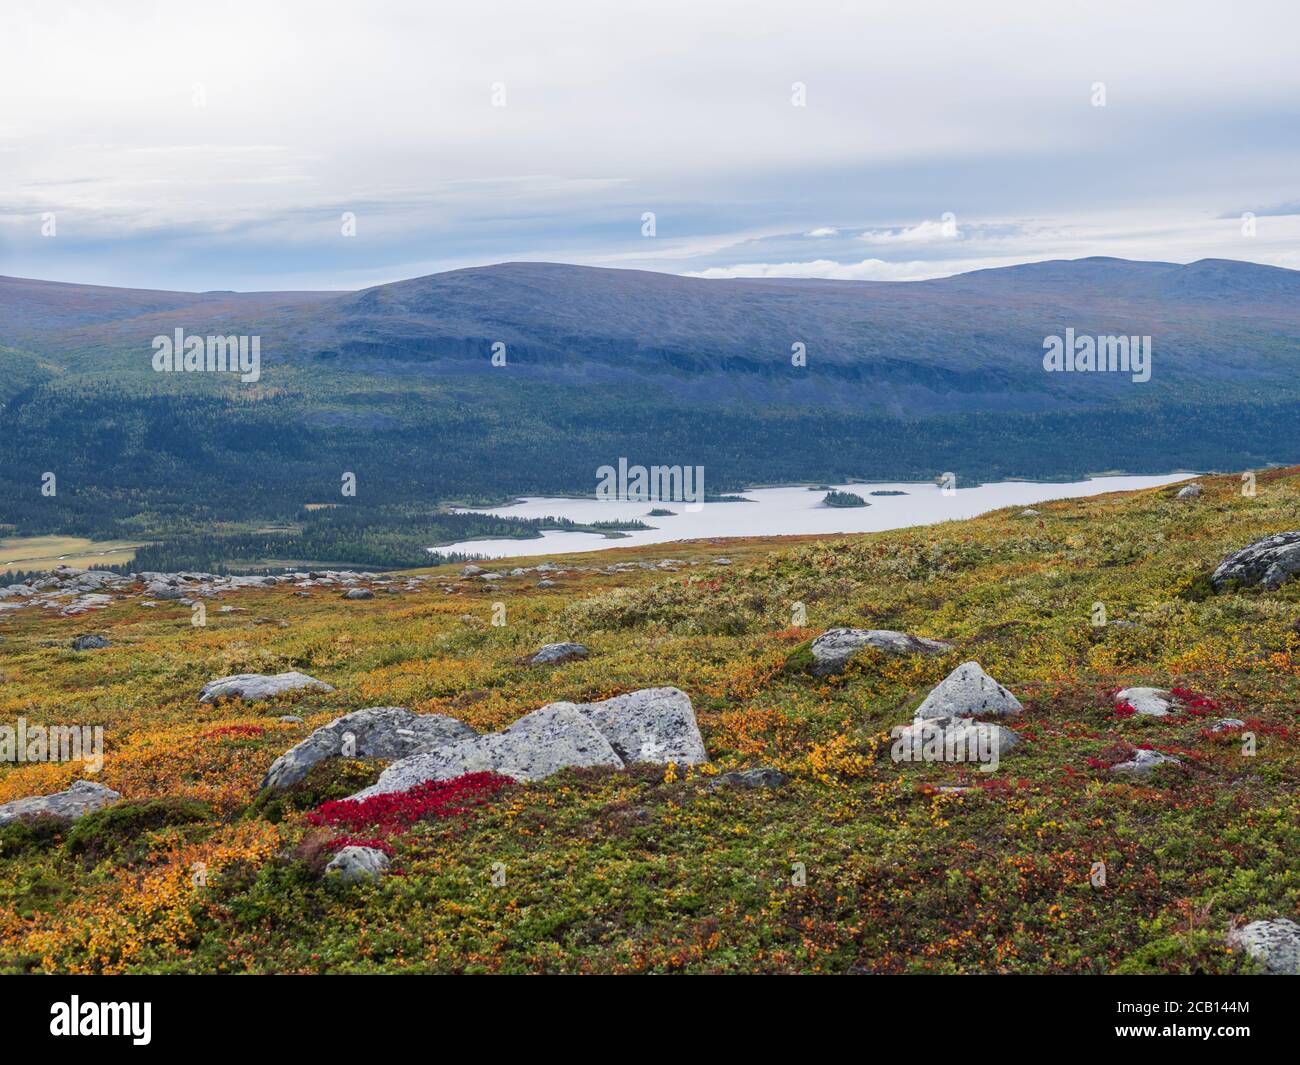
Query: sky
[[1, 0, 1298, 292]]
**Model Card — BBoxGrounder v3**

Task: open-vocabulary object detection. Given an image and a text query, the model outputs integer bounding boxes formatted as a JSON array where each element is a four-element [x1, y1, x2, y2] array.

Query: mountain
[[1, 257, 1299, 570], [9, 256, 1300, 410]]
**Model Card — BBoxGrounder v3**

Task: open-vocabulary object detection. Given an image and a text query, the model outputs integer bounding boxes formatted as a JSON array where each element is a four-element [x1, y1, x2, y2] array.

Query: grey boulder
[[1212, 532, 1300, 591], [528, 642, 589, 665], [0, 780, 121, 826], [1176, 483, 1203, 499], [71, 634, 111, 651], [342, 588, 374, 600], [810, 628, 952, 676], [198, 671, 334, 704], [324, 846, 390, 884], [261, 706, 477, 790], [352, 703, 624, 798], [1227, 918, 1300, 975], [913, 661, 1024, 723], [570, 686, 707, 766]]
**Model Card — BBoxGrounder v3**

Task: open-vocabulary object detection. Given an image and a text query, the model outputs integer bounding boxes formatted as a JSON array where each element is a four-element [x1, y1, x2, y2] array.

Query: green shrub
[[64, 798, 212, 864], [246, 757, 387, 824], [0, 813, 67, 857]]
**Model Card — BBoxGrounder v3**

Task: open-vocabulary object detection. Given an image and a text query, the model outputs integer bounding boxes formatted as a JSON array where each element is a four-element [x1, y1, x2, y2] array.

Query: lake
[[437, 473, 1195, 559]]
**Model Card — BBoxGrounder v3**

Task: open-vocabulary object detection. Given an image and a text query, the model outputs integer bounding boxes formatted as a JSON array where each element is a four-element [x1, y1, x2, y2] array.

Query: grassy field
[[0, 473, 1297, 974], [0, 535, 146, 575]]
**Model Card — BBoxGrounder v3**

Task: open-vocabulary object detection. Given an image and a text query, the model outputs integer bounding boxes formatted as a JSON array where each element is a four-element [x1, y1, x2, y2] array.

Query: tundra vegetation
[[0, 470, 1297, 974]]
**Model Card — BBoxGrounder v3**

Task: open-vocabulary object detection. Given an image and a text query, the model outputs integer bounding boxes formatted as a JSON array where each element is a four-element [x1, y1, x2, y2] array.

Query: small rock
[[0, 780, 122, 826], [1020, 508, 1040, 516], [528, 642, 589, 665], [537, 579, 556, 588], [1115, 687, 1174, 716], [1211, 718, 1246, 731], [70, 634, 110, 651], [1111, 749, 1182, 777], [460, 565, 485, 576], [199, 671, 334, 704], [1227, 918, 1300, 974], [278, 715, 304, 724], [342, 588, 374, 600], [809, 628, 952, 676], [324, 846, 390, 884], [710, 767, 785, 790], [1176, 483, 1203, 500]]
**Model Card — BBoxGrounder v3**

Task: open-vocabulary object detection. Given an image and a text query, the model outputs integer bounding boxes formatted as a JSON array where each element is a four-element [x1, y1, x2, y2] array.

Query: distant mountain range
[[2, 256, 1299, 570]]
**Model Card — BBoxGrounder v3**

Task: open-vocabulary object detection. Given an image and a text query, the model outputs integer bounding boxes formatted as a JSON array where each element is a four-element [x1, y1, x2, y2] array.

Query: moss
[[1178, 573, 1218, 601], [246, 757, 387, 824], [0, 813, 67, 857], [64, 798, 213, 864], [782, 639, 817, 674]]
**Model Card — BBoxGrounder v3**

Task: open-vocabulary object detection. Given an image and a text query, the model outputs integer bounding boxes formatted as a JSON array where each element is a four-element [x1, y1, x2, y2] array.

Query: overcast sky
[[2, 0, 1298, 291]]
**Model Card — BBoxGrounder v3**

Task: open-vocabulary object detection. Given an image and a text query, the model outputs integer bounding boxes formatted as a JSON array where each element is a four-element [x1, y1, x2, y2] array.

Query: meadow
[[0, 470, 1297, 973]]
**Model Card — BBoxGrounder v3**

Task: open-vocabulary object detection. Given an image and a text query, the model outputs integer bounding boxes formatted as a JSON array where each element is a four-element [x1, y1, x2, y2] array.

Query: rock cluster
[[0, 565, 417, 616], [342, 687, 706, 800]]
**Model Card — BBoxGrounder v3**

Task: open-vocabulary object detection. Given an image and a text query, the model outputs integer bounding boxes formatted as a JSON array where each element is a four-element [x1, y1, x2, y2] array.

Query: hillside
[[1, 470, 1298, 973], [3, 257, 1300, 572]]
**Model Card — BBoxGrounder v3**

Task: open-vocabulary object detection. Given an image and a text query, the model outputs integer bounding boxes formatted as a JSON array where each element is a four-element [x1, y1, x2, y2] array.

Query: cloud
[[858, 219, 958, 244], [2, 0, 1299, 289]]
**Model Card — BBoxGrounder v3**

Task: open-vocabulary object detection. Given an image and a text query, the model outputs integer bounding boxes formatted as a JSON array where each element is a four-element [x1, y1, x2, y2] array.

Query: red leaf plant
[[307, 771, 513, 835]]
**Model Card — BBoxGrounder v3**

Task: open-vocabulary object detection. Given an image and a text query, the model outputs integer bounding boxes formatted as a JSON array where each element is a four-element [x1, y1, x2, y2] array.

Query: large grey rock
[[810, 628, 952, 676], [0, 780, 121, 826], [913, 661, 1024, 723], [1176, 483, 1203, 500], [571, 687, 707, 766], [352, 703, 623, 798], [324, 846, 390, 884], [261, 707, 477, 790], [1111, 749, 1182, 777], [1115, 687, 1174, 716], [342, 588, 374, 600], [198, 671, 334, 704], [1227, 918, 1300, 975], [528, 642, 589, 665], [1212, 532, 1300, 591]]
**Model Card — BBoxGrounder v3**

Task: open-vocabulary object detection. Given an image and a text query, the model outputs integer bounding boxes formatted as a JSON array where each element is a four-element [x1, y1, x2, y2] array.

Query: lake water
[[436, 473, 1194, 559]]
